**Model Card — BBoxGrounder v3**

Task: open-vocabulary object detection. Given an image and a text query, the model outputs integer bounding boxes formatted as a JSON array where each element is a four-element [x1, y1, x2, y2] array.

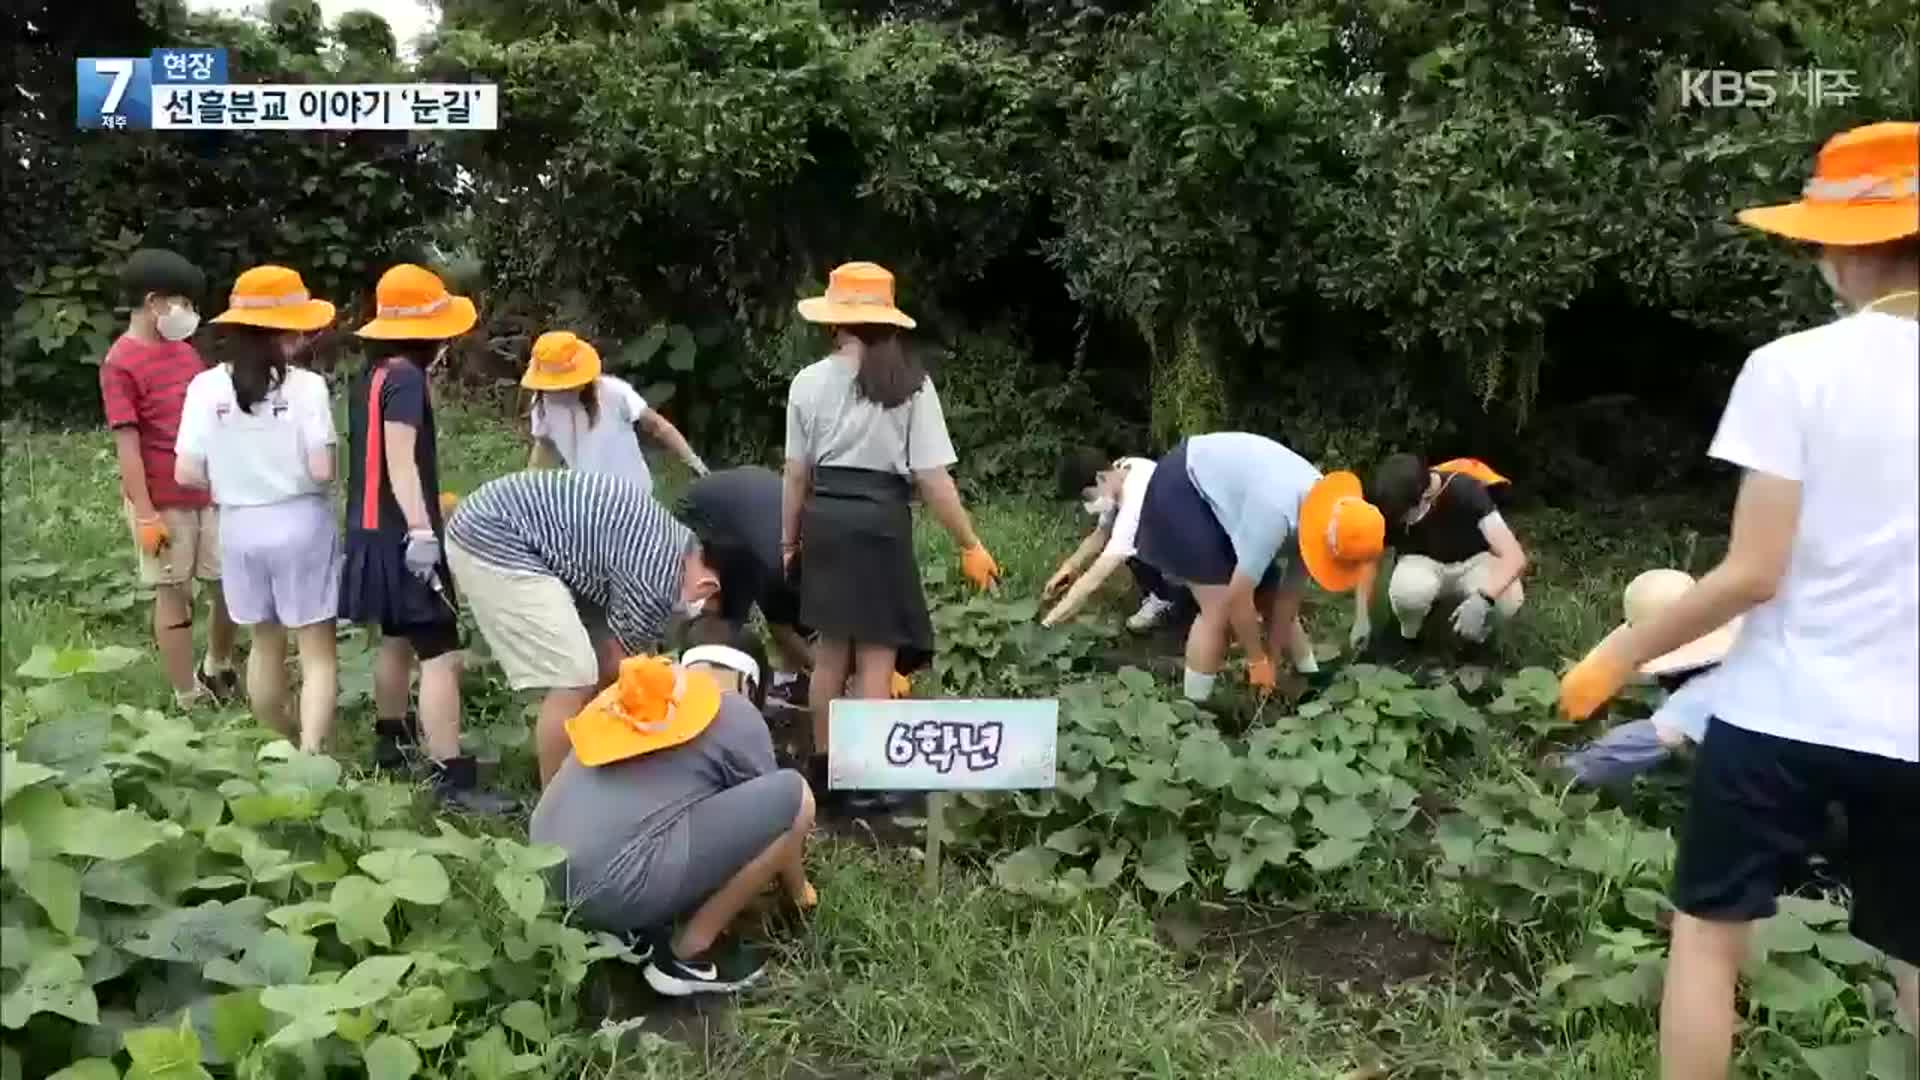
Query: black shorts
[[381, 619, 462, 662], [1673, 718, 1919, 965]]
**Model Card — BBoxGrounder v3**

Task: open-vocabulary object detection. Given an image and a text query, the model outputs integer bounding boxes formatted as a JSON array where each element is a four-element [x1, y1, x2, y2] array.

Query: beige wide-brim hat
[[1599, 568, 1742, 676]]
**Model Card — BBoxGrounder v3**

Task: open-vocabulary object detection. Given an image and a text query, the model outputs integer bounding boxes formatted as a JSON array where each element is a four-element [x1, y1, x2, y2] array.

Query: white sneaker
[[1127, 595, 1176, 632]]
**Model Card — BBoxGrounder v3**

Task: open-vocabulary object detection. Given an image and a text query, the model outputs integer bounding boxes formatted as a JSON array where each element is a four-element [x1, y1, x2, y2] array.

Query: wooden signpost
[[827, 698, 1059, 891]]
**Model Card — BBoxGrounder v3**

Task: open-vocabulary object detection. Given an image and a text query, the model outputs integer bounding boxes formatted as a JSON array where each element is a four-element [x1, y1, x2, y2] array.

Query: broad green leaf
[[261, 751, 342, 795], [1776, 895, 1848, 928], [1810, 931, 1880, 968], [383, 986, 453, 1034], [335, 1009, 377, 1044], [122, 1016, 212, 1080], [261, 954, 413, 1019], [461, 1026, 541, 1080], [121, 897, 269, 963], [1745, 953, 1846, 1014], [1088, 844, 1128, 889], [1042, 826, 1095, 856], [0, 752, 57, 802], [1868, 1031, 1919, 1079], [490, 838, 566, 875], [262, 1010, 337, 1049], [1308, 797, 1374, 841], [1, 950, 98, 1027], [1116, 667, 1156, 695], [21, 857, 81, 934], [50, 807, 177, 860], [48, 1060, 120, 1080], [1799, 1042, 1870, 1080], [330, 875, 395, 947], [80, 860, 164, 908], [1301, 836, 1366, 872], [266, 901, 336, 934], [1223, 845, 1265, 893], [499, 1000, 549, 1042], [1746, 909, 1817, 961], [0, 826, 29, 873], [991, 845, 1058, 894], [15, 644, 142, 680], [207, 991, 268, 1063], [492, 871, 546, 924], [204, 929, 316, 987], [365, 1034, 420, 1080], [1499, 826, 1556, 856], [1135, 834, 1190, 897], [357, 850, 450, 905], [1433, 813, 1481, 868], [1174, 733, 1236, 789]]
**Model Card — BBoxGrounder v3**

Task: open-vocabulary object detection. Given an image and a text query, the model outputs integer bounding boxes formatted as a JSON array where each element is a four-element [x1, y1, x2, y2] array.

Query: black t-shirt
[[345, 359, 441, 537], [679, 466, 783, 621], [1393, 475, 1496, 564]]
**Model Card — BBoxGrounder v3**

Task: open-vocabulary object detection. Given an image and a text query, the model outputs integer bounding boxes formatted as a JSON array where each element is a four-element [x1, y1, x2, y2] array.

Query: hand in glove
[[890, 672, 912, 699], [960, 545, 1001, 591], [1348, 614, 1372, 652], [1247, 656, 1277, 698], [1558, 639, 1635, 722], [439, 491, 459, 517], [404, 529, 442, 584], [135, 515, 171, 556], [1449, 592, 1493, 641]]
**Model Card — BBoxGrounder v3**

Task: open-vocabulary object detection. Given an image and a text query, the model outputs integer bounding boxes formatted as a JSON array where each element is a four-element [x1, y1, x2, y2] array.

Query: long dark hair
[[843, 323, 924, 409], [211, 324, 288, 415], [538, 379, 599, 427], [376, 338, 441, 370]]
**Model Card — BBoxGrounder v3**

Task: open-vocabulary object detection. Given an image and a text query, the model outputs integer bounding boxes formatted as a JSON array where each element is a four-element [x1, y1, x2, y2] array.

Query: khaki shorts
[[125, 502, 221, 587], [446, 537, 598, 690]]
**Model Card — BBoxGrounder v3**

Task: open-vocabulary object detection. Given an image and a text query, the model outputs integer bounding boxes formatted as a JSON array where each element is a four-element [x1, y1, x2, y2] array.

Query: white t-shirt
[[1098, 457, 1156, 560], [531, 375, 653, 491], [1702, 310, 1919, 762], [174, 365, 334, 507]]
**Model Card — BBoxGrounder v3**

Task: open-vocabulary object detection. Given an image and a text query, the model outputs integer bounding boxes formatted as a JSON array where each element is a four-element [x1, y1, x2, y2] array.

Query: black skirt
[[797, 467, 933, 673], [1136, 441, 1282, 591], [338, 528, 458, 631]]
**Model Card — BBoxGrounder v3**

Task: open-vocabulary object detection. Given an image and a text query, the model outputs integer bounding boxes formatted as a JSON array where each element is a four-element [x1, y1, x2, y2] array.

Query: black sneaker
[[844, 790, 910, 815], [197, 664, 241, 705], [767, 676, 810, 712], [373, 715, 421, 772], [643, 938, 767, 997], [427, 755, 520, 816]]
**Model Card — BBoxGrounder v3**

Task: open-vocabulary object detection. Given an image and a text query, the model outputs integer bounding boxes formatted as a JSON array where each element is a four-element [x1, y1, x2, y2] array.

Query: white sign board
[[827, 699, 1058, 792]]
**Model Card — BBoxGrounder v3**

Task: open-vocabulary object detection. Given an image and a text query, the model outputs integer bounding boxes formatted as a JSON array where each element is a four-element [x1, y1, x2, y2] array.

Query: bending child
[[1041, 447, 1194, 632]]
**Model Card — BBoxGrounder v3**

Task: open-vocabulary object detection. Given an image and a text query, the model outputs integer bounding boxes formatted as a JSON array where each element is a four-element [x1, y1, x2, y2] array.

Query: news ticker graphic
[[77, 48, 498, 131]]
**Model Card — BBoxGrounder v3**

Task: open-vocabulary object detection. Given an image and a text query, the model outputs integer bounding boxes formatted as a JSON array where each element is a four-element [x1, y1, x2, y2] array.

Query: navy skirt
[[338, 528, 458, 632], [796, 467, 933, 674], [1135, 441, 1282, 591]]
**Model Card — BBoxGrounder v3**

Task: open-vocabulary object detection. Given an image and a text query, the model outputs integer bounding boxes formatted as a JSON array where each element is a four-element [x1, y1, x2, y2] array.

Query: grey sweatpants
[[575, 769, 805, 933]]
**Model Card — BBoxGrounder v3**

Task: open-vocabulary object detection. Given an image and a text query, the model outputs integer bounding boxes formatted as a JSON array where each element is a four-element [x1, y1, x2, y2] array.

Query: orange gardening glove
[[1247, 656, 1277, 698], [890, 672, 912, 699], [960, 545, 1001, 591], [135, 515, 170, 556], [439, 491, 459, 516], [794, 879, 818, 911], [1558, 641, 1636, 722]]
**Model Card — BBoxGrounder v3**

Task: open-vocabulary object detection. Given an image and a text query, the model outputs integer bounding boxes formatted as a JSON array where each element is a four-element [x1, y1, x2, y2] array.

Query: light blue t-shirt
[[1183, 433, 1322, 582]]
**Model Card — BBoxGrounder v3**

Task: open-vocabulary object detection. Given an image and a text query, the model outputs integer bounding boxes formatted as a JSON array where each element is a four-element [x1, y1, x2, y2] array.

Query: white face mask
[[155, 302, 199, 342], [680, 597, 707, 619], [1083, 493, 1116, 518]]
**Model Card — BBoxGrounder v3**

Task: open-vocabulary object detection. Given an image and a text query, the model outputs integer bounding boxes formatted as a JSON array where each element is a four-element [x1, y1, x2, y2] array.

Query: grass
[[2, 401, 1723, 1079]]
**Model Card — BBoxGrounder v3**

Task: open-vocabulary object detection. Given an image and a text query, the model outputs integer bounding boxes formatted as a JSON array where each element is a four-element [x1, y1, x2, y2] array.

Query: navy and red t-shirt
[[99, 334, 212, 511], [345, 358, 442, 538]]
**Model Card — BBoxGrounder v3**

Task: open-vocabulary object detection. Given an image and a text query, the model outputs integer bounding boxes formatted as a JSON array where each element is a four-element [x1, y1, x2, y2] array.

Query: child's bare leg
[[245, 622, 292, 736], [675, 782, 816, 958], [154, 583, 198, 698], [293, 623, 338, 752], [205, 582, 237, 670]]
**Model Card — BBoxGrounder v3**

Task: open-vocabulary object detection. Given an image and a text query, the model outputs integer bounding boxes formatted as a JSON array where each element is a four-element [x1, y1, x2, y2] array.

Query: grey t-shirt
[[783, 353, 958, 475], [530, 692, 777, 907]]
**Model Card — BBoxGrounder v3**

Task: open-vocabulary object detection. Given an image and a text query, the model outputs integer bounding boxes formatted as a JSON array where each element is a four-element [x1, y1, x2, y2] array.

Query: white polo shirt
[[1704, 309, 1919, 762], [1098, 457, 1156, 560]]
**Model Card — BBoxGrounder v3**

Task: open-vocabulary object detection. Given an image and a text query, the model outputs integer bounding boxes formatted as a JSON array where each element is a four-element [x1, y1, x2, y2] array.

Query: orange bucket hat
[[797, 262, 917, 329], [1432, 457, 1510, 488], [565, 656, 722, 767], [521, 330, 602, 392], [353, 264, 477, 340], [1736, 122, 1919, 246], [1298, 471, 1386, 593], [209, 265, 336, 332]]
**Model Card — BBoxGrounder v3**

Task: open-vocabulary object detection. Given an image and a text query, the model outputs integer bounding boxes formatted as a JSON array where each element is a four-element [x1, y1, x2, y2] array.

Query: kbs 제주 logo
[[77, 46, 498, 131]]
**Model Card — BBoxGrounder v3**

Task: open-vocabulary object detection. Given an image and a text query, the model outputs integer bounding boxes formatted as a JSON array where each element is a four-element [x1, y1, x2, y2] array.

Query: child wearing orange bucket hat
[[522, 330, 709, 489], [1558, 121, 1919, 1074], [174, 266, 343, 751], [531, 648, 815, 997], [1349, 453, 1528, 652], [1132, 432, 1385, 703], [339, 264, 514, 815]]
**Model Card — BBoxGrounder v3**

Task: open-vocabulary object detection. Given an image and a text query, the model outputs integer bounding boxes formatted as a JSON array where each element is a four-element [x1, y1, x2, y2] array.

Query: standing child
[[522, 330, 709, 488], [1560, 122, 1918, 1077], [174, 266, 342, 750], [340, 264, 514, 814], [100, 248, 239, 707]]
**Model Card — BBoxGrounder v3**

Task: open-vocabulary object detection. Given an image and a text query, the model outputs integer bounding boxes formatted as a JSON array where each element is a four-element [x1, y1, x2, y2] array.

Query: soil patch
[[1155, 904, 1462, 1010]]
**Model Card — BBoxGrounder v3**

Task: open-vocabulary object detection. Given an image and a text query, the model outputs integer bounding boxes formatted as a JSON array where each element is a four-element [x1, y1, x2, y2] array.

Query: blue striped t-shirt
[[447, 470, 691, 655]]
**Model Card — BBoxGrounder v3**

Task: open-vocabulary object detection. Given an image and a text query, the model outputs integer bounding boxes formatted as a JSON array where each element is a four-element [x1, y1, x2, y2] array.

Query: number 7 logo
[[94, 59, 134, 113]]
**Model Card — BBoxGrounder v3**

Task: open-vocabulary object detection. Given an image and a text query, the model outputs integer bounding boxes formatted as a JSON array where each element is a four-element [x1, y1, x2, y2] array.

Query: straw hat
[[520, 330, 601, 392], [209, 265, 336, 331], [565, 656, 722, 767], [1736, 122, 1919, 246], [1601, 569, 1741, 676], [353, 264, 477, 340], [796, 262, 917, 329], [1297, 471, 1386, 593]]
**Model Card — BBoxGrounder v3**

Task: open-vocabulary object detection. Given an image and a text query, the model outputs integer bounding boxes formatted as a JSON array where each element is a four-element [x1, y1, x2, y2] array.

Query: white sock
[[773, 672, 798, 688], [1182, 668, 1217, 702], [1292, 647, 1320, 675]]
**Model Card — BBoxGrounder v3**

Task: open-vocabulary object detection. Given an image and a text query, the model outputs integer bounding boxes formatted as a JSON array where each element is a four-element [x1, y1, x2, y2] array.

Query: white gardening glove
[[404, 529, 442, 584], [687, 453, 711, 477], [1348, 614, 1372, 652], [1449, 592, 1492, 642]]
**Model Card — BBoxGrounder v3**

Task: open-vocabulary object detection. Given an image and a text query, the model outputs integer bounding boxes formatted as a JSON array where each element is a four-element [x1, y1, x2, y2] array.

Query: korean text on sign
[[150, 84, 500, 131], [828, 699, 1058, 792]]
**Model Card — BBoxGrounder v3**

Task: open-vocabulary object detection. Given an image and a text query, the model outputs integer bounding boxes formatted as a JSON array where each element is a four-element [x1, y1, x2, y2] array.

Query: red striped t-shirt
[[99, 334, 211, 510]]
